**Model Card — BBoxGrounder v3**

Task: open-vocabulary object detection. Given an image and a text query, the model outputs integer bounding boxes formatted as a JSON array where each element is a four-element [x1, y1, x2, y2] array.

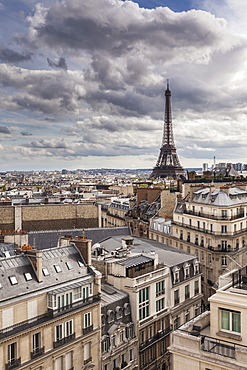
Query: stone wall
[[0, 203, 98, 232]]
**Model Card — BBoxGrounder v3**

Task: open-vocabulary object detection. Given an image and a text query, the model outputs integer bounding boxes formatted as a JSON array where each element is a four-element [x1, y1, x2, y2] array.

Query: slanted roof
[[117, 255, 153, 268], [28, 227, 131, 249]]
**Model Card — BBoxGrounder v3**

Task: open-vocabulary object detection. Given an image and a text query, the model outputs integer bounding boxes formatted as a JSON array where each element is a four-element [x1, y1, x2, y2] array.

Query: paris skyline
[[0, 0, 246, 171]]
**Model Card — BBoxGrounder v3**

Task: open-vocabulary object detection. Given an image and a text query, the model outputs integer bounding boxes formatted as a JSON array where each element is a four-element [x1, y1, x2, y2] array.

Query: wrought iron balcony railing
[[83, 324, 93, 335], [5, 358, 21, 370], [140, 326, 172, 351], [31, 347, 44, 359], [53, 333, 75, 349], [0, 293, 100, 340]]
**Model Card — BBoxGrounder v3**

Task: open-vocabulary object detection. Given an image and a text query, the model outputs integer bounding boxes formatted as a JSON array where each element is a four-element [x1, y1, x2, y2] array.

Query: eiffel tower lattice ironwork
[[150, 81, 185, 179]]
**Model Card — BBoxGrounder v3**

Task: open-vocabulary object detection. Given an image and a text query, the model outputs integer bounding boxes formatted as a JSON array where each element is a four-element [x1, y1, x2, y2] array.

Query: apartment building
[[101, 283, 138, 370], [101, 198, 130, 228], [92, 236, 203, 370], [169, 266, 247, 369], [0, 242, 101, 370], [171, 184, 247, 301]]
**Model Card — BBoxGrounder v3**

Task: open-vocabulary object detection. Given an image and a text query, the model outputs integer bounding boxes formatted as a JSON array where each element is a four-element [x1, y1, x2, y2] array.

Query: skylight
[[42, 268, 49, 276], [66, 261, 73, 270], [24, 272, 32, 281], [54, 264, 62, 273], [9, 276, 18, 285]]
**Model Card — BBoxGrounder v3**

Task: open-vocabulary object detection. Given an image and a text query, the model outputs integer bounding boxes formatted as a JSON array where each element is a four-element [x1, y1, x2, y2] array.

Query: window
[[185, 285, 190, 299], [221, 225, 227, 234], [201, 251, 204, 261], [220, 309, 240, 333], [139, 287, 149, 320], [126, 323, 134, 339], [194, 263, 199, 275], [221, 240, 227, 251], [208, 254, 212, 264], [210, 224, 213, 232], [222, 256, 227, 266], [174, 289, 179, 305], [113, 359, 118, 369], [124, 303, 130, 316], [24, 272, 32, 281], [73, 287, 82, 300], [187, 246, 190, 253], [180, 243, 183, 250], [140, 331, 145, 343], [48, 294, 55, 308], [42, 268, 49, 276], [54, 264, 62, 273], [8, 342, 17, 364], [55, 356, 63, 370], [174, 316, 180, 330], [156, 298, 165, 312], [108, 310, 114, 323], [84, 312, 91, 328], [84, 342, 92, 364], [33, 332, 41, 353], [156, 281, 165, 296], [102, 337, 109, 353], [185, 311, 190, 322], [65, 351, 73, 370], [194, 280, 199, 295], [120, 331, 124, 342], [129, 349, 133, 361], [9, 276, 18, 285], [174, 269, 180, 283], [65, 320, 73, 337], [104, 365, 108, 370], [55, 324, 63, 341], [116, 306, 123, 319], [222, 210, 227, 219]]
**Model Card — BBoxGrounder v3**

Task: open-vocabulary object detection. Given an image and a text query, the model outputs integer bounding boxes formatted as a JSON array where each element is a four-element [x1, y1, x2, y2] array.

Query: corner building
[[0, 243, 101, 370], [172, 184, 247, 301]]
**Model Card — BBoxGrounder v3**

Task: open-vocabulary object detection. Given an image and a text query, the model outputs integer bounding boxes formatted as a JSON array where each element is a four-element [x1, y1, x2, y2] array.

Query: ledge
[[216, 330, 242, 342]]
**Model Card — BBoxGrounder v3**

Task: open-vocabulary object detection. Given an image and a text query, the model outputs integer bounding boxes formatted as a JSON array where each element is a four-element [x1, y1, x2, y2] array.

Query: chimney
[[16, 247, 43, 282], [72, 237, 92, 266]]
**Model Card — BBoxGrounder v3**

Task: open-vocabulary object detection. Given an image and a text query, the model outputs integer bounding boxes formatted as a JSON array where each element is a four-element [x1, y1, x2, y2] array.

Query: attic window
[[24, 272, 32, 281], [42, 268, 49, 276], [9, 276, 18, 285], [54, 265, 62, 273], [66, 261, 73, 270], [78, 260, 84, 267]]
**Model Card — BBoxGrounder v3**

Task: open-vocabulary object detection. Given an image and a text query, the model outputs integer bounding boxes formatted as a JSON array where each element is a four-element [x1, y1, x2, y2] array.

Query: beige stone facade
[[169, 267, 247, 369], [171, 184, 247, 302], [0, 243, 101, 370]]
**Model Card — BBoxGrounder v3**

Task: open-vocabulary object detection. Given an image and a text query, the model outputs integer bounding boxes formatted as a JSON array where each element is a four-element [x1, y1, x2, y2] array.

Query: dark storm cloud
[[0, 126, 11, 134], [0, 46, 32, 63], [21, 131, 33, 136], [47, 57, 68, 70], [28, 1, 229, 60]]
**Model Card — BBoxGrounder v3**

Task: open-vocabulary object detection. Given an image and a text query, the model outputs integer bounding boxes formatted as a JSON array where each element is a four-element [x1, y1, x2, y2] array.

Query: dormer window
[[173, 267, 180, 284], [124, 303, 130, 316], [107, 310, 114, 323], [184, 264, 190, 279], [194, 262, 199, 275], [116, 306, 123, 320]]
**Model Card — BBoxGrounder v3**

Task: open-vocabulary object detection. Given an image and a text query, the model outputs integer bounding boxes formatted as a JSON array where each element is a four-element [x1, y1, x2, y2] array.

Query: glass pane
[[221, 310, 230, 330], [232, 312, 240, 333]]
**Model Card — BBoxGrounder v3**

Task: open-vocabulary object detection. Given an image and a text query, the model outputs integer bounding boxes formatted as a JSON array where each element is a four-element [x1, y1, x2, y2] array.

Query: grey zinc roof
[[192, 186, 247, 206], [28, 226, 130, 249], [117, 255, 153, 268], [0, 244, 90, 304], [101, 284, 128, 306], [99, 236, 195, 267]]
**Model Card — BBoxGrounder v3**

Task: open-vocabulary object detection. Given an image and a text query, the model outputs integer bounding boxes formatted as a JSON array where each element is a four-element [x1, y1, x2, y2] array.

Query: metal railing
[[82, 324, 93, 335], [201, 335, 236, 359], [53, 333, 75, 349], [0, 293, 100, 340], [5, 358, 21, 370], [31, 347, 44, 359], [140, 325, 172, 351], [183, 209, 245, 221]]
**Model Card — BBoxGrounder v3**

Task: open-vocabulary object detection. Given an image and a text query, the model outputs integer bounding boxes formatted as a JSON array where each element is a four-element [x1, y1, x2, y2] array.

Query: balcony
[[53, 333, 75, 349], [31, 347, 44, 359], [84, 357, 92, 365], [5, 358, 21, 370], [49, 294, 100, 318], [83, 324, 93, 335], [0, 293, 100, 340], [173, 221, 247, 238], [183, 209, 245, 221], [140, 326, 172, 351]]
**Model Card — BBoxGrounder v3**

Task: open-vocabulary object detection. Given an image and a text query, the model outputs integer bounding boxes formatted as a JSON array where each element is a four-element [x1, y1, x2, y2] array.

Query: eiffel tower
[[150, 81, 185, 179]]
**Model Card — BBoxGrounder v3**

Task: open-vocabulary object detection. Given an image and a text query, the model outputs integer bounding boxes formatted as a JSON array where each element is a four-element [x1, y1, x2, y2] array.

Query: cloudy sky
[[0, 0, 246, 171]]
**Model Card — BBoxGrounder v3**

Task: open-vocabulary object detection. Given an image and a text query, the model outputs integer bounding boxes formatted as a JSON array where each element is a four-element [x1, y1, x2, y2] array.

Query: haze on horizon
[[0, 0, 247, 171]]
